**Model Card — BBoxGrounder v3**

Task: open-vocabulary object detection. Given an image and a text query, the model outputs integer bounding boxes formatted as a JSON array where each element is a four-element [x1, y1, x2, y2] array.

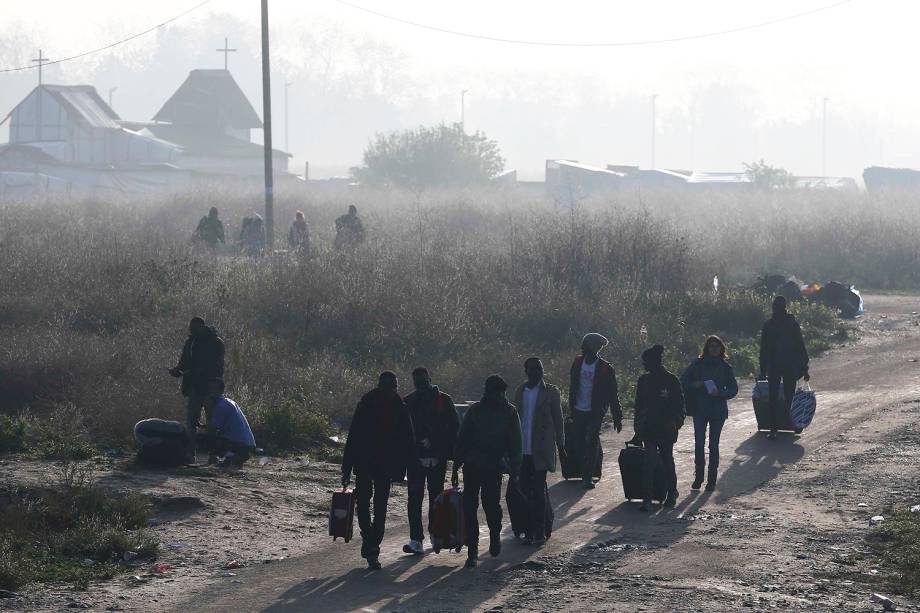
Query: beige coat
[[513, 381, 565, 472]]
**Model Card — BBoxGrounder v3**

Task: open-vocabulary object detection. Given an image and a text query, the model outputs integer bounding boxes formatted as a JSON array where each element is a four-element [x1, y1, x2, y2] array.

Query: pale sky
[[1, 0, 916, 179]]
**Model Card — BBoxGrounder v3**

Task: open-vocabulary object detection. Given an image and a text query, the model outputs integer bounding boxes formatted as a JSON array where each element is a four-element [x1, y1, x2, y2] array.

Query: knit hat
[[581, 333, 609, 353], [484, 374, 508, 395], [641, 345, 665, 369]]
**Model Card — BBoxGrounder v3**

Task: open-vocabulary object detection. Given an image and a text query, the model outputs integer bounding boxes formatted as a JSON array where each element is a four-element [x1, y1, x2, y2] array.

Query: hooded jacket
[[634, 368, 685, 443], [342, 387, 413, 480], [568, 355, 622, 421], [454, 398, 523, 475], [175, 326, 225, 397], [760, 313, 809, 378], [403, 386, 459, 464]]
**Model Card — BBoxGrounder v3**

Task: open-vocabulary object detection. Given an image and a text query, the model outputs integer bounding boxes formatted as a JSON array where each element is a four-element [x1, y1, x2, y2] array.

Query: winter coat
[[568, 355, 622, 421], [403, 386, 459, 465], [760, 313, 809, 378], [175, 327, 225, 397], [342, 388, 413, 481], [195, 216, 224, 246], [513, 381, 565, 472], [634, 368, 685, 443], [680, 357, 738, 421], [454, 398, 523, 475]]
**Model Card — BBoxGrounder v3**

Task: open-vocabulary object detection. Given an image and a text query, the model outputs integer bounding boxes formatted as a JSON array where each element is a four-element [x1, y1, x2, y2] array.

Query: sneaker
[[691, 476, 703, 490], [402, 540, 424, 555], [464, 556, 477, 568], [705, 481, 716, 492], [584, 481, 596, 490], [664, 492, 678, 508], [489, 533, 501, 557], [530, 537, 547, 547], [367, 557, 382, 571]]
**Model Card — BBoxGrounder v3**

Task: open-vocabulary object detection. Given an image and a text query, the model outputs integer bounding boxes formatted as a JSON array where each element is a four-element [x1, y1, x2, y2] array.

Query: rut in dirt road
[[180, 295, 920, 613]]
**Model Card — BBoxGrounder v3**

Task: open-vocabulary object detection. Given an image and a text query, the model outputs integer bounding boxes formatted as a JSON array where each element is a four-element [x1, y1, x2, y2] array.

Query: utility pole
[[217, 37, 236, 71], [260, 0, 274, 251], [32, 49, 50, 86], [284, 81, 292, 153], [461, 89, 468, 129], [108, 87, 117, 109], [822, 97, 829, 178], [651, 94, 658, 169]]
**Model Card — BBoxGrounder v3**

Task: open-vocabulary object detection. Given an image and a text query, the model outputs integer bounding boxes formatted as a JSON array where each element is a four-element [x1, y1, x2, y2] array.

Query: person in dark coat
[[568, 333, 622, 489], [288, 210, 310, 254], [341, 372, 414, 570], [680, 336, 738, 492], [193, 207, 225, 248], [402, 367, 459, 556], [630, 345, 685, 511], [452, 375, 522, 568], [513, 357, 565, 545], [169, 317, 225, 463], [333, 205, 366, 250], [759, 295, 810, 439]]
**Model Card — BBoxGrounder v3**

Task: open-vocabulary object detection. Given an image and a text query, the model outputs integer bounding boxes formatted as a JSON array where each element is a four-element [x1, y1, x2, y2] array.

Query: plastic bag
[[790, 384, 817, 430]]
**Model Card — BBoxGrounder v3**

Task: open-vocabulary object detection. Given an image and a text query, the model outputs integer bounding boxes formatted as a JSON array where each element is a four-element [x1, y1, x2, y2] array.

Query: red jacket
[[568, 355, 622, 421]]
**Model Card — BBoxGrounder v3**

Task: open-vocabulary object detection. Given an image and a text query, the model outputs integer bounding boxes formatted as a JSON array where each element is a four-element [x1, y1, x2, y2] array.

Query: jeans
[[462, 466, 503, 551], [185, 393, 214, 458], [693, 413, 725, 474], [355, 472, 392, 559], [571, 410, 602, 483], [407, 461, 447, 542], [768, 373, 798, 432], [519, 455, 548, 539], [642, 437, 676, 500]]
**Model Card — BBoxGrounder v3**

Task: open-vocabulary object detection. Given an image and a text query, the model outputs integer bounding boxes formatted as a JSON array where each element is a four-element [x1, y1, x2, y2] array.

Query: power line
[[334, 0, 857, 48], [0, 0, 212, 74]]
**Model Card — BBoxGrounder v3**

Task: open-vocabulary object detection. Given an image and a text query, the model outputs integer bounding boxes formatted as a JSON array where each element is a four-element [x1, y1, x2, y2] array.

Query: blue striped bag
[[790, 383, 817, 430]]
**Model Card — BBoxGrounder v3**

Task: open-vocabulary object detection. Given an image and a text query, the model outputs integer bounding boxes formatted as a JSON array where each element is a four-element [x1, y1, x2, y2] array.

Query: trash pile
[[753, 275, 864, 318]]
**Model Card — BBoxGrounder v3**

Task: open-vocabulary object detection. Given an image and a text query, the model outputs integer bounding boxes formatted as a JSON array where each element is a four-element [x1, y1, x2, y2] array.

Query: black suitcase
[[506, 481, 554, 539], [561, 418, 603, 480], [329, 488, 356, 543], [617, 441, 667, 502], [134, 419, 188, 467], [752, 381, 795, 432]]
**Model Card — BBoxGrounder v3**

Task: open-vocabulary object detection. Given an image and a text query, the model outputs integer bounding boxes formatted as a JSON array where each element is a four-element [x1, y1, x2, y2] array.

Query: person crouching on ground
[[341, 372, 413, 570], [204, 379, 256, 467], [513, 357, 565, 545], [452, 375, 523, 568], [629, 345, 685, 511], [402, 367, 459, 556], [680, 336, 738, 492], [568, 333, 622, 489]]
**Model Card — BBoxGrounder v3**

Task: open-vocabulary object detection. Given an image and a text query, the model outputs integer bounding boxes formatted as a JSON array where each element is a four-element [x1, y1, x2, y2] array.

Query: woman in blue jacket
[[681, 336, 738, 492]]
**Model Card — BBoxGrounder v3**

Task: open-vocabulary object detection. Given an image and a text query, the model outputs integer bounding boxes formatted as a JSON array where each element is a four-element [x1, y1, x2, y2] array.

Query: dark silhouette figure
[[341, 372, 413, 571], [288, 210, 310, 253], [334, 205, 366, 250], [760, 295, 810, 439], [568, 333, 622, 489], [193, 207, 225, 247], [168, 317, 225, 463], [630, 345, 685, 511], [239, 214, 266, 257]]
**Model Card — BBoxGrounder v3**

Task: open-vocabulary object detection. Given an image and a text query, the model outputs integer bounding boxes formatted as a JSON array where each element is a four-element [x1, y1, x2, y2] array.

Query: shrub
[[870, 511, 920, 592], [0, 415, 26, 454]]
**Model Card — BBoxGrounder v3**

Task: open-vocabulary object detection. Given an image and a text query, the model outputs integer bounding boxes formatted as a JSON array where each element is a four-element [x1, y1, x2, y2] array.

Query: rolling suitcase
[[329, 488, 355, 543], [431, 488, 465, 553], [561, 418, 603, 480], [752, 381, 795, 432], [506, 481, 554, 539], [617, 441, 666, 502]]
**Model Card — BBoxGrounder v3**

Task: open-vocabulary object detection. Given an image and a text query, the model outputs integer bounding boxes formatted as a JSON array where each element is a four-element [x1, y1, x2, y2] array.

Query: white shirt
[[521, 384, 540, 456], [575, 360, 597, 412]]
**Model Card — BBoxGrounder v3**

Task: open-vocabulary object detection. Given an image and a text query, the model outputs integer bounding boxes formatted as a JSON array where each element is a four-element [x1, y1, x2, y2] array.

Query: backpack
[[134, 419, 188, 466]]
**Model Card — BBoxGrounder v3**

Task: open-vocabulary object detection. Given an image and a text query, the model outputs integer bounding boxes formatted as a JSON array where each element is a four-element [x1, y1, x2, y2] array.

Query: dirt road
[[174, 294, 920, 613]]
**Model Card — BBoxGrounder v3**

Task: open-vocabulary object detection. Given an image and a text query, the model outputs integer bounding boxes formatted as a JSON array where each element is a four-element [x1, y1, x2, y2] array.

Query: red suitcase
[[329, 488, 355, 543], [430, 488, 465, 553]]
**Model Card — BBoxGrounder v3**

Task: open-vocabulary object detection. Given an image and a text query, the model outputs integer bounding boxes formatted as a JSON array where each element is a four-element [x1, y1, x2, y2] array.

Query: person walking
[[341, 372, 413, 570], [681, 336, 738, 492], [513, 358, 565, 545], [334, 205, 366, 250], [288, 210, 310, 253], [168, 317, 225, 464], [193, 207, 225, 248], [630, 345, 685, 511], [402, 367, 459, 556], [568, 333, 622, 488], [759, 295, 810, 439], [452, 375, 522, 568]]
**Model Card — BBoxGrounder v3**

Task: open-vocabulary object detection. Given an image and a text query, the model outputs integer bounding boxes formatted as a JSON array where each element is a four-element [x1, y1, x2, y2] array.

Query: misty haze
[[1, 2, 919, 612]]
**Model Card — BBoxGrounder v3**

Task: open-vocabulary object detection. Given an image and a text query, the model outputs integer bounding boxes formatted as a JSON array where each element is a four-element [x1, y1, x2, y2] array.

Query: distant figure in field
[[681, 335, 738, 492], [334, 205, 365, 250], [168, 317, 225, 464], [631, 345, 684, 511], [204, 380, 257, 467], [239, 214, 266, 257], [452, 374, 522, 568], [513, 357, 565, 546], [341, 371, 413, 571], [759, 295, 810, 439], [194, 207, 225, 248], [402, 367, 459, 556], [288, 210, 310, 254], [568, 333, 622, 489]]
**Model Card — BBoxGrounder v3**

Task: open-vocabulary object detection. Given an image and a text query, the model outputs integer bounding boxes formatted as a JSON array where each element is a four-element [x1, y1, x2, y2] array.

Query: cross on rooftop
[[32, 49, 51, 86], [216, 37, 237, 71]]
